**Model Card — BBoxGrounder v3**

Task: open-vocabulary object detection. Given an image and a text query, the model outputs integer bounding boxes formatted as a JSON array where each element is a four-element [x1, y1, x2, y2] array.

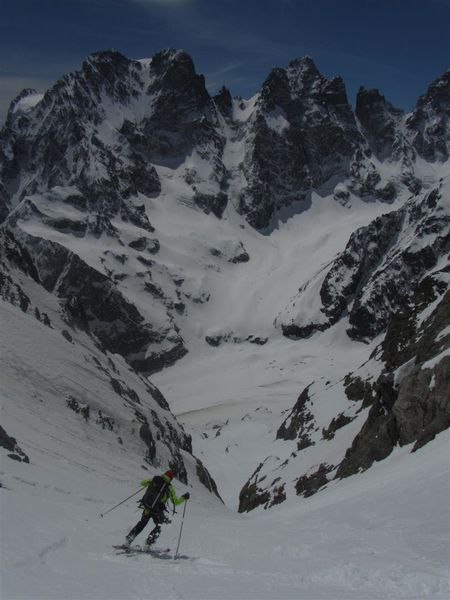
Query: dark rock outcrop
[[0, 425, 30, 463], [355, 87, 404, 160], [322, 413, 354, 440], [295, 463, 333, 498], [196, 458, 224, 501], [337, 286, 450, 479], [213, 86, 233, 118], [192, 192, 228, 218], [238, 459, 272, 512], [276, 385, 315, 450], [321, 209, 403, 337]]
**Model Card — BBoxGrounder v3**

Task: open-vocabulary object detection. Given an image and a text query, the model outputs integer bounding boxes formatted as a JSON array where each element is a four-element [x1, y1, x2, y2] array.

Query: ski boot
[[144, 525, 161, 548]]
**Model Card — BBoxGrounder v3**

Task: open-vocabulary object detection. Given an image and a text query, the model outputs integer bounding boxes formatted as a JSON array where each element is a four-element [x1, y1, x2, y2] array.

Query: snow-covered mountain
[[0, 223, 221, 496], [1, 48, 449, 598]]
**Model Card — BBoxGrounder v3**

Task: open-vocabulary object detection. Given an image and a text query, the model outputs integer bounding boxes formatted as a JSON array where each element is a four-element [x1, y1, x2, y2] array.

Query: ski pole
[[174, 499, 188, 559], [100, 487, 145, 518]]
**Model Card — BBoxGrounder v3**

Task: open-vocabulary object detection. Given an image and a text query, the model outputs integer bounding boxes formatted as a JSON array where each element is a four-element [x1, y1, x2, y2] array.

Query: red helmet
[[164, 469, 175, 480]]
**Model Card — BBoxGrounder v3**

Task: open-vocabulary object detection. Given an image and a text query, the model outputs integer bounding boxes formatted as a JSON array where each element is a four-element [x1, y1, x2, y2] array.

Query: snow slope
[[2, 410, 448, 599]]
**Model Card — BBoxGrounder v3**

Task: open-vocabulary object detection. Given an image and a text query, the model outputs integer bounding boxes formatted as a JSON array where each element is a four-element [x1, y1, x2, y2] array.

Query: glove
[[183, 492, 190, 500]]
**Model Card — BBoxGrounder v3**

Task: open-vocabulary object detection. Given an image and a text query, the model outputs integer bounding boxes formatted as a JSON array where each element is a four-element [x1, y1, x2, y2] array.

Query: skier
[[125, 469, 189, 547]]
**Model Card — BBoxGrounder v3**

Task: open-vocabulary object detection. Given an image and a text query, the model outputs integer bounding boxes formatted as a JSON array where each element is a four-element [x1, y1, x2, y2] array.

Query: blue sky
[[1, 0, 449, 121]]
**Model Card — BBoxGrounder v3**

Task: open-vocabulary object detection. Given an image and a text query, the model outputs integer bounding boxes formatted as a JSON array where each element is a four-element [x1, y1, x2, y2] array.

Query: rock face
[[406, 70, 450, 162], [237, 57, 361, 228], [337, 279, 450, 478], [0, 425, 30, 463], [3, 197, 187, 373], [279, 181, 450, 342], [0, 48, 223, 219], [1, 51, 156, 213], [355, 87, 404, 160], [276, 386, 315, 450], [239, 269, 450, 511], [238, 459, 277, 512]]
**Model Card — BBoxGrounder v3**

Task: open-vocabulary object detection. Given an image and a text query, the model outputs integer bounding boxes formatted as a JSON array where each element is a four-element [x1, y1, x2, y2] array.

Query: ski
[[113, 544, 170, 556], [113, 545, 195, 561]]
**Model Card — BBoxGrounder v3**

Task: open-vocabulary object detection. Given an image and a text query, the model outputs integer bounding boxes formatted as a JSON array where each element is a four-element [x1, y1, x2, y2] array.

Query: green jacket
[[140, 474, 186, 511]]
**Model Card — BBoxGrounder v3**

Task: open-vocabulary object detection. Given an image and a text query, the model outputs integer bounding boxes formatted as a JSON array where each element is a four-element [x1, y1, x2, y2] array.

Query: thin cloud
[[204, 63, 244, 93], [210, 63, 243, 77]]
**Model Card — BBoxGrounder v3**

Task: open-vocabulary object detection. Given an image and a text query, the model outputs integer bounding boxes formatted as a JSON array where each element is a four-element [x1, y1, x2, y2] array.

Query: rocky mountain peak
[[9, 87, 39, 110], [1, 50, 448, 233], [82, 48, 131, 70], [145, 48, 211, 122], [31, 48, 141, 132], [407, 70, 450, 161], [213, 85, 233, 117], [149, 48, 208, 94], [4, 88, 43, 128], [287, 55, 320, 77], [356, 86, 402, 115], [237, 56, 361, 228], [151, 47, 194, 69], [286, 55, 323, 96], [420, 70, 450, 107], [72, 49, 141, 108], [356, 87, 404, 159], [258, 67, 290, 112], [284, 57, 354, 123], [258, 56, 325, 111], [322, 75, 351, 105]]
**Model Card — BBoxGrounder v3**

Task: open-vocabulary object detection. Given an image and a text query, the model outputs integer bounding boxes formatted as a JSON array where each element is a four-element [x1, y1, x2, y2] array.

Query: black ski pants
[[127, 509, 166, 542]]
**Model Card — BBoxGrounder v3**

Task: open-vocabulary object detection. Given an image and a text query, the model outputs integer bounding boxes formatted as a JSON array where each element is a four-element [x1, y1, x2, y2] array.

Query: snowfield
[[1, 418, 448, 599]]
